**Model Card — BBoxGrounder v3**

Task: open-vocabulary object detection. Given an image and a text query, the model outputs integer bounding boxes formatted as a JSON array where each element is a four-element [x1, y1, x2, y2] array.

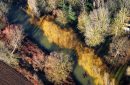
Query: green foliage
[[56, 4, 77, 26], [67, 5, 76, 21], [55, 4, 76, 26], [44, 52, 73, 84]]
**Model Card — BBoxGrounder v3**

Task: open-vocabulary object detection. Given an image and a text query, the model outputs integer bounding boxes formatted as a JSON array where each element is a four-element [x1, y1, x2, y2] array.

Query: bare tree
[[0, 40, 18, 67], [106, 37, 130, 66], [2, 25, 24, 56]]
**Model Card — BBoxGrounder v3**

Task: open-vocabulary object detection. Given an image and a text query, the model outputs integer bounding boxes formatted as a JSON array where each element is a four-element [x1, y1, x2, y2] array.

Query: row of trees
[[0, 1, 74, 84], [0, 21, 74, 85], [0, 0, 130, 84], [78, 0, 130, 46], [20, 39, 74, 84], [27, 0, 130, 84], [27, 0, 130, 46]]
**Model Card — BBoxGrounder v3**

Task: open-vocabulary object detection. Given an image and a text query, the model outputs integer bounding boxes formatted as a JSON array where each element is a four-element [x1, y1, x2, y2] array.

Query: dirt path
[[0, 61, 32, 85]]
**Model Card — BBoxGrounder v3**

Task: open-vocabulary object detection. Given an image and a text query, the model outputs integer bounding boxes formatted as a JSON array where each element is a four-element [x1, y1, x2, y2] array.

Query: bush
[[44, 52, 73, 84]]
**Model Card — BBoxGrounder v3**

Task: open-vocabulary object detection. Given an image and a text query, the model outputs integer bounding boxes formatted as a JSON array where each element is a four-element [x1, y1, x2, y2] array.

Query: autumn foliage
[[37, 16, 114, 85]]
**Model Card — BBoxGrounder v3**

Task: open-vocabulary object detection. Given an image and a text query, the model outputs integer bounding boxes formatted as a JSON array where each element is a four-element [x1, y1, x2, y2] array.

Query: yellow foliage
[[37, 16, 115, 85], [38, 17, 79, 49], [26, 3, 116, 84]]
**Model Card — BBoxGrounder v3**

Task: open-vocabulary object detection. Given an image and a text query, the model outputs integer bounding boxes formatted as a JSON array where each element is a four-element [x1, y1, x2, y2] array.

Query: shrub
[[44, 52, 73, 84], [106, 37, 130, 66]]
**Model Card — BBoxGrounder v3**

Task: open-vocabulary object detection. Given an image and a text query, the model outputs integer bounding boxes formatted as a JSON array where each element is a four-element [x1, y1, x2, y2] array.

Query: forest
[[0, 0, 130, 85]]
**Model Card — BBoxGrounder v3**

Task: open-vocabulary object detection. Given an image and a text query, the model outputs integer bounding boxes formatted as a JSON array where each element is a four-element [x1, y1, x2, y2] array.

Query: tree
[[44, 52, 73, 84], [111, 7, 129, 36], [67, 0, 80, 7], [2, 25, 24, 56], [0, 1, 9, 18], [45, 0, 59, 12], [106, 37, 130, 66], [27, 0, 60, 16], [106, 0, 130, 16], [0, 40, 18, 67], [54, 9, 68, 25], [78, 11, 90, 33], [54, 4, 76, 26], [27, 0, 39, 17], [20, 39, 45, 71], [78, 7, 110, 46], [93, 0, 105, 8]]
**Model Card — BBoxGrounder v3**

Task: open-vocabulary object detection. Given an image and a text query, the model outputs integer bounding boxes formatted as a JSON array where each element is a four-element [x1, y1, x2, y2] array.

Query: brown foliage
[[17, 67, 40, 85], [106, 37, 130, 66], [20, 39, 45, 71], [0, 24, 24, 55]]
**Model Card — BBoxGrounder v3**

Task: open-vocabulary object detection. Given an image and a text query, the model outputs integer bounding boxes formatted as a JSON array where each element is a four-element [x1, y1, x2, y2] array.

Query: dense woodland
[[0, 0, 130, 85]]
